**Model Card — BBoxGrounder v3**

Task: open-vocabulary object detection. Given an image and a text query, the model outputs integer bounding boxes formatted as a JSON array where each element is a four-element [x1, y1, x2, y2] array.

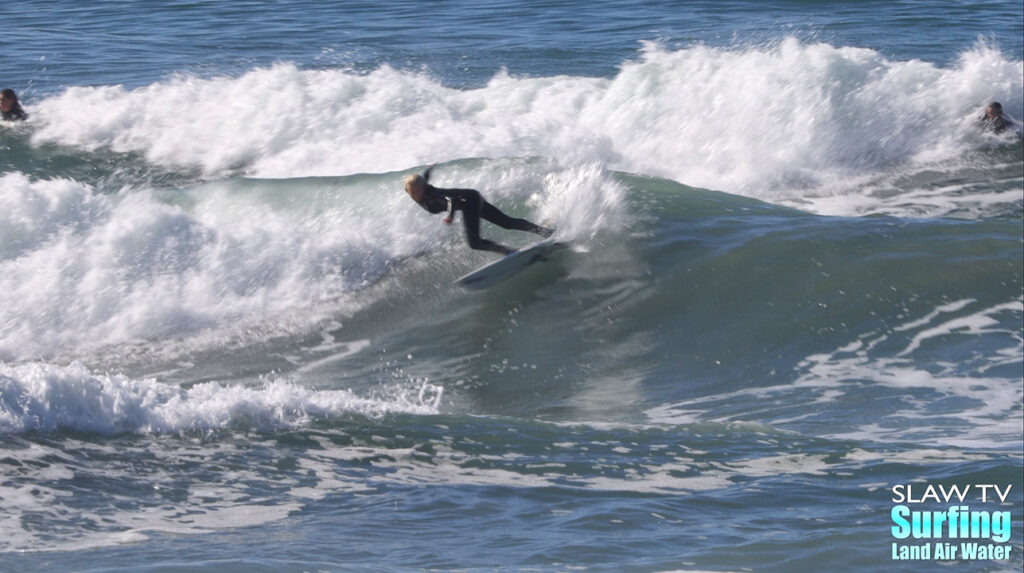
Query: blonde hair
[[404, 173, 425, 191]]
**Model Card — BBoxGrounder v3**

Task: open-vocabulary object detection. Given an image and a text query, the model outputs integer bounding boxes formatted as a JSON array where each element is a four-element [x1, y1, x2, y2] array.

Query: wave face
[[1, 167, 1019, 444]]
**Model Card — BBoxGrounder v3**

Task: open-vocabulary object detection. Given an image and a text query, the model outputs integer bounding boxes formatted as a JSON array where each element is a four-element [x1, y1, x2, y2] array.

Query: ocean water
[[0, 1, 1022, 571]]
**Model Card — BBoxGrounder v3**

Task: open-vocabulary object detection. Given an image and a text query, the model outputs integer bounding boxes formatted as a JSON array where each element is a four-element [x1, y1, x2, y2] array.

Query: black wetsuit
[[415, 171, 552, 255], [980, 112, 1011, 134], [1, 103, 27, 121]]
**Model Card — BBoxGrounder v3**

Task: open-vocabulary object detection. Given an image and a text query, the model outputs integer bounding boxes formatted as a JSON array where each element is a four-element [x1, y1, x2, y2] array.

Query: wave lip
[[0, 362, 441, 435]]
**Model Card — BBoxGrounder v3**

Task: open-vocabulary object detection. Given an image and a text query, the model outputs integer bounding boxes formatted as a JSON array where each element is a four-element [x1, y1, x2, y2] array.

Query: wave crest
[[26, 39, 1021, 197]]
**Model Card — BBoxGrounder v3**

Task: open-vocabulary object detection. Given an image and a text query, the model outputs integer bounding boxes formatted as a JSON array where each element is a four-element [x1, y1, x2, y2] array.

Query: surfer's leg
[[460, 192, 515, 255], [479, 200, 554, 237]]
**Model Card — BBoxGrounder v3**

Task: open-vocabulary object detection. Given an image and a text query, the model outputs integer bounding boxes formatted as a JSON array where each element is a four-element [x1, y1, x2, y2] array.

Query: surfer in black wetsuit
[[1, 89, 27, 121], [404, 166, 553, 255], [978, 102, 1012, 134]]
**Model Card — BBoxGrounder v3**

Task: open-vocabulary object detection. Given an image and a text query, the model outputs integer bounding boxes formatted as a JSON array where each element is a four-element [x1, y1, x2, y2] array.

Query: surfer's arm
[[443, 197, 454, 224]]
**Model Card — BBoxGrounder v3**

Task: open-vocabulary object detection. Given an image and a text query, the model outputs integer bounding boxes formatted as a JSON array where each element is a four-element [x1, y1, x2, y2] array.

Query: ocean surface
[[1, 1, 1022, 571]]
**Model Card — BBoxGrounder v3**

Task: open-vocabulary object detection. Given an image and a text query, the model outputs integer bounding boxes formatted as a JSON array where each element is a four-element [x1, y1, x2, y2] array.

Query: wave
[[18, 38, 1022, 205], [1, 159, 1019, 384], [0, 361, 442, 435], [0, 161, 625, 362]]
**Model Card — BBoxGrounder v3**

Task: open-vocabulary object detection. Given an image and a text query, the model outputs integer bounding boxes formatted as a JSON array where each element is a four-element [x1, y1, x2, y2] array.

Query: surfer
[[1, 89, 27, 121], [404, 167, 553, 256], [978, 102, 1012, 134]]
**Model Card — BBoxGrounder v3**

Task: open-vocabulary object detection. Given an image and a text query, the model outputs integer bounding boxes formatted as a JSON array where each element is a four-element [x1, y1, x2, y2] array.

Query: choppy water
[[1, 1, 1022, 571]]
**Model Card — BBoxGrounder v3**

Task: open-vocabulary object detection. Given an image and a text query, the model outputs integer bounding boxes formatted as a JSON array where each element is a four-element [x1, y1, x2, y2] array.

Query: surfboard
[[455, 239, 569, 290]]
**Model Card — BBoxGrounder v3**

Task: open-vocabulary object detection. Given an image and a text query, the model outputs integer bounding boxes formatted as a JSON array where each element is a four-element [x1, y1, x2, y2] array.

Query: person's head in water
[[1, 89, 25, 119], [979, 101, 1012, 134], [1, 89, 18, 108], [404, 173, 428, 202]]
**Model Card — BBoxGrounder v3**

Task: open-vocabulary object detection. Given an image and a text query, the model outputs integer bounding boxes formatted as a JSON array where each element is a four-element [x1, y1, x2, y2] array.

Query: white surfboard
[[455, 239, 569, 290]]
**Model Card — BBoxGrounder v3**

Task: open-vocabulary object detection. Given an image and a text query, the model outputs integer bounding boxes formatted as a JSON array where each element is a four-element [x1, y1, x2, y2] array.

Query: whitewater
[[22, 39, 1023, 198], [0, 2, 1021, 571]]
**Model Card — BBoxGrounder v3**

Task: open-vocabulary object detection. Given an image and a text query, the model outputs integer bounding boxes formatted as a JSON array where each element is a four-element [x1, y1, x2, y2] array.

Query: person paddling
[[1, 89, 27, 121], [404, 166, 553, 256]]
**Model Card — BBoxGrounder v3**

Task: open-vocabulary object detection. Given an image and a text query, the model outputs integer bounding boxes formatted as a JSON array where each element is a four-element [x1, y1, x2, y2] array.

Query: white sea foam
[[0, 415, 805, 554], [0, 435, 307, 553], [0, 172, 345, 360], [646, 299, 1024, 449], [28, 40, 1022, 210], [0, 361, 441, 435]]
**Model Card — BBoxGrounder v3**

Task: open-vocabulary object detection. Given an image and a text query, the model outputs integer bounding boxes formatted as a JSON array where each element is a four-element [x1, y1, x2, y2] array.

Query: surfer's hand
[[443, 216, 453, 225]]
